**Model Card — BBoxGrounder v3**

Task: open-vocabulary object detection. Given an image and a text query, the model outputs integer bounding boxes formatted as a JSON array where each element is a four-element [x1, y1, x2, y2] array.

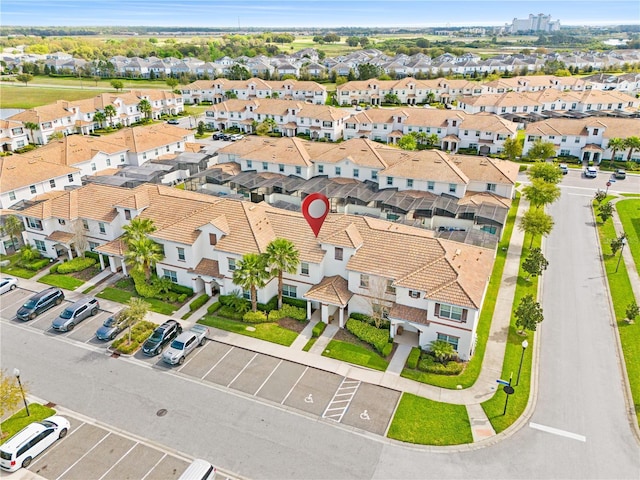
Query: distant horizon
[[2, 1, 639, 29]]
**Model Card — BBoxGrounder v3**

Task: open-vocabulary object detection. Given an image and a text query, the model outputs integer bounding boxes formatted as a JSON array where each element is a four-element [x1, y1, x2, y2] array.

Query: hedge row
[[418, 355, 464, 375], [207, 301, 220, 314], [189, 294, 210, 312], [57, 257, 96, 274], [349, 312, 390, 330], [169, 283, 194, 296], [312, 322, 326, 338], [216, 305, 244, 320], [24, 258, 50, 271], [406, 347, 421, 369], [268, 304, 306, 321], [242, 311, 269, 323], [258, 295, 307, 312], [345, 318, 391, 354]]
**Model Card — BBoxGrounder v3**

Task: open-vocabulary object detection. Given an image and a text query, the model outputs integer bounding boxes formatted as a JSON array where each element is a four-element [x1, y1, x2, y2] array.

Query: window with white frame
[[318, 165, 324, 174], [409, 290, 420, 299], [262, 162, 268, 171], [295, 166, 301, 175], [279, 164, 285, 173], [387, 177, 393, 186], [282, 284, 297, 298], [300, 262, 309, 275], [228, 258, 236, 271], [335, 166, 341, 175], [34, 239, 46, 252], [371, 171, 378, 180], [9, 191, 16, 201], [68, 174, 74, 183], [247, 160, 253, 168], [177, 247, 185, 261], [437, 332, 459, 351], [163, 269, 178, 283], [335, 247, 343, 261], [407, 179, 413, 188], [360, 274, 369, 288], [106, 158, 111, 166], [353, 168, 359, 178], [82, 219, 89, 230], [49, 179, 56, 188], [91, 163, 97, 171], [98, 222, 106, 234], [26, 218, 42, 230], [436, 303, 465, 321], [30, 185, 36, 194], [242, 289, 251, 299], [449, 184, 457, 193], [88, 241, 99, 251], [386, 279, 396, 294], [427, 181, 435, 191], [486, 183, 496, 192]]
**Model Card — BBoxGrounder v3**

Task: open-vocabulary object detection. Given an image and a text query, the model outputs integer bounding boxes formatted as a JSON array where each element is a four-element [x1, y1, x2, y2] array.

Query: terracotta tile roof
[[380, 149, 468, 183], [303, 275, 352, 306], [108, 123, 191, 153], [525, 117, 640, 138], [188, 258, 222, 278], [95, 238, 126, 256], [320, 222, 363, 249], [218, 136, 313, 167], [18, 135, 127, 167], [0, 156, 79, 191], [389, 303, 429, 325], [45, 230, 75, 243], [449, 155, 519, 185]]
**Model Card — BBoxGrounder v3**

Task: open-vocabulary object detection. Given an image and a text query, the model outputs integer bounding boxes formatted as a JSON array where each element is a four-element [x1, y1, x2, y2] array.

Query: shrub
[[349, 312, 390, 330], [216, 305, 244, 320], [417, 354, 464, 375], [283, 297, 307, 309], [345, 318, 391, 354], [268, 304, 307, 321], [243, 310, 269, 323], [57, 256, 96, 273], [178, 293, 188, 303], [25, 258, 50, 271], [131, 270, 160, 298], [518, 165, 528, 172], [169, 283, 194, 296], [312, 321, 326, 338], [406, 347, 421, 369], [381, 342, 393, 357], [49, 264, 59, 274], [189, 294, 210, 311], [84, 251, 100, 261], [207, 301, 220, 314]]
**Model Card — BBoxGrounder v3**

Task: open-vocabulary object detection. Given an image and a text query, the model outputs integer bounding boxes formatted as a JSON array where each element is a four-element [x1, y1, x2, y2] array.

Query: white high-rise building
[[509, 14, 561, 33]]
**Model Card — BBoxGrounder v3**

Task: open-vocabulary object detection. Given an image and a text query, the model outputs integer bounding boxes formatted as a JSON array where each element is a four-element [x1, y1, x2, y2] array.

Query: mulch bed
[[277, 317, 308, 333], [69, 266, 102, 282]]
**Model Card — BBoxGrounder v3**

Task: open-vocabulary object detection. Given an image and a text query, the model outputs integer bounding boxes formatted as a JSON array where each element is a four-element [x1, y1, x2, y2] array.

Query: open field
[[0, 84, 112, 108]]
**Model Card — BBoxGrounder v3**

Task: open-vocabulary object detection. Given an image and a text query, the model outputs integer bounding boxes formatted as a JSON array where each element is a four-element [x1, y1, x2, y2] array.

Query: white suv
[[584, 166, 598, 178]]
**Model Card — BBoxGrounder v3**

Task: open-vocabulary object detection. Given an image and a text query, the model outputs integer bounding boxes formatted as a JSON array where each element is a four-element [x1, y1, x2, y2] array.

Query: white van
[[0, 415, 70, 472], [178, 458, 217, 480]]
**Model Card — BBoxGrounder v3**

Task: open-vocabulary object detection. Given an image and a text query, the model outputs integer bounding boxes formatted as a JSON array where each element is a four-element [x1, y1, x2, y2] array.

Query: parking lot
[[1, 287, 402, 437]]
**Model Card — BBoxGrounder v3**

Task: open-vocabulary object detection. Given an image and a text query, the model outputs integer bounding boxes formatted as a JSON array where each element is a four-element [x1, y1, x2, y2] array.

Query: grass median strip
[[96, 287, 176, 315], [387, 393, 473, 445], [38, 274, 85, 290], [322, 339, 389, 371], [1, 404, 57, 445], [198, 315, 298, 346]]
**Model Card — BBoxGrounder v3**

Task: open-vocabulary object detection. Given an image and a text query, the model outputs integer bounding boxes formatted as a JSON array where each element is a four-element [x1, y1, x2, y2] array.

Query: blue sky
[[3, 1, 639, 27]]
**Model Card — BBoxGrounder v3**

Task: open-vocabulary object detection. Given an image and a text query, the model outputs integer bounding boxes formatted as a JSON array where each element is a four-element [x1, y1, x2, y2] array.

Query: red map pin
[[301, 192, 329, 237]]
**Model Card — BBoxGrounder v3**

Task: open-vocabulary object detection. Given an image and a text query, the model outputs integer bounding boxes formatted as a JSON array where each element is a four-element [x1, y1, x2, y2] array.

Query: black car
[[17, 288, 65, 321], [212, 132, 225, 140], [142, 320, 182, 356]]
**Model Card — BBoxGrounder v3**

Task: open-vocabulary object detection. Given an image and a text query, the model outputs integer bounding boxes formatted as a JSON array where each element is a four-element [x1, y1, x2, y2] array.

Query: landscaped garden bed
[[0, 251, 49, 279], [110, 320, 157, 355], [1, 403, 57, 444], [322, 326, 392, 371], [96, 277, 188, 315]]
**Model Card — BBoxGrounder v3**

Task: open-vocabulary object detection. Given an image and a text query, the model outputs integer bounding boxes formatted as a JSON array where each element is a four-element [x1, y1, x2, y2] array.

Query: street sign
[[496, 379, 511, 386], [606, 181, 612, 187]]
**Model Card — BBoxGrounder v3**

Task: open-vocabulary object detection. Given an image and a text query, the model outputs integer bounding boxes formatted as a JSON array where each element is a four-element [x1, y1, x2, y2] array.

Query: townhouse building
[[344, 108, 518, 154], [456, 88, 640, 116], [523, 117, 640, 163], [16, 182, 495, 360], [181, 78, 327, 105], [0, 120, 30, 152], [8, 90, 184, 145], [205, 99, 351, 141]]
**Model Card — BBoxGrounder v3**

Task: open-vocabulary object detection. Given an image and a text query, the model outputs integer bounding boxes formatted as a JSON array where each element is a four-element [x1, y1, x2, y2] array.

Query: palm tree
[[23, 122, 40, 145], [104, 105, 117, 127], [123, 217, 157, 243], [1, 215, 23, 252], [124, 237, 164, 281], [429, 339, 455, 364], [624, 136, 640, 162], [265, 238, 300, 309], [138, 99, 152, 121], [93, 111, 106, 129], [606, 137, 626, 167], [232, 253, 270, 312]]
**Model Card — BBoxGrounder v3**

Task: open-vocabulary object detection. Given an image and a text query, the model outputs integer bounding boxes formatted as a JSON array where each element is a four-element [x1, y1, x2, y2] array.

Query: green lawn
[[400, 193, 521, 388], [481, 230, 538, 433], [96, 287, 176, 315], [302, 337, 317, 352], [38, 274, 85, 290], [0, 253, 39, 279], [322, 339, 389, 371], [0, 84, 112, 109], [598, 204, 640, 424], [198, 315, 298, 346], [1, 404, 57, 445], [387, 393, 473, 445], [10, 75, 170, 90], [616, 199, 640, 273]]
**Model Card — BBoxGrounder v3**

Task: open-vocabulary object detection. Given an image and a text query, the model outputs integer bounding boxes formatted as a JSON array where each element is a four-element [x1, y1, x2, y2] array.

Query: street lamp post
[[615, 235, 627, 273], [13, 368, 30, 416], [516, 339, 529, 386]]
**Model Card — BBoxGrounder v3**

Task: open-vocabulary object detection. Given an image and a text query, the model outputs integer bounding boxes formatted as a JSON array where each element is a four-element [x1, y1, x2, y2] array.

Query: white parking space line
[[529, 422, 586, 442], [30, 422, 86, 468], [200, 345, 234, 380], [254, 359, 283, 396], [322, 378, 361, 423], [97, 441, 139, 480], [55, 432, 112, 480], [227, 352, 258, 387], [281, 366, 309, 405], [140, 453, 167, 480], [178, 340, 209, 371]]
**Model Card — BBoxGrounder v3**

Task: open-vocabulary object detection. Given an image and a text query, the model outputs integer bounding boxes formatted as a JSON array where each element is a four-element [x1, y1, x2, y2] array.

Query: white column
[[121, 258, 127, 276], [321, 304, 328, 324], [339, 307, 345, 328], [108, 256, 117, 273], [204, 281, 213, 297], [306, 300, 312, 320], [67, 247, 73, 260], [99, 254, 105, 270]]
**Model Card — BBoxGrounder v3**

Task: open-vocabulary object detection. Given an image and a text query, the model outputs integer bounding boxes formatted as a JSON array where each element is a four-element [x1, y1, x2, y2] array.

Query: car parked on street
[[0, 277, 18, 295], [167, 119, 180, 125], [142, 319, 182, 356], [0, 415, 69, 472], [584, 166, 598, 178], [559, 163, 569, 175], [16, 288, 64, 321], [95, 314, 125, 341], [52, 297, 99, 332], [162, 324, 209, 365], [614, 169, 626, 179], [211, 131, 225, 140], [229, 134, 244, 141]]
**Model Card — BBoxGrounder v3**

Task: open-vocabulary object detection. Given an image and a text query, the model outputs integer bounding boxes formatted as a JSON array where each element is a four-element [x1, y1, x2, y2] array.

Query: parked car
[[0, 415, 69, 472], [229, 134, 244, 141], [558, 163, 569, 175], [167, 119, 180, 125], [16, 288, 64, 321], [162, 324, 209, 365], [52, 297, 99, 332], [178, 458, 217, 480], [95, 314, 125, 341], [142, 319, 182, 356], [584, 166, 598, 178], [614, 169, 626, 179], [211, 132, 225, 140], [0, 277, 18, 295]]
